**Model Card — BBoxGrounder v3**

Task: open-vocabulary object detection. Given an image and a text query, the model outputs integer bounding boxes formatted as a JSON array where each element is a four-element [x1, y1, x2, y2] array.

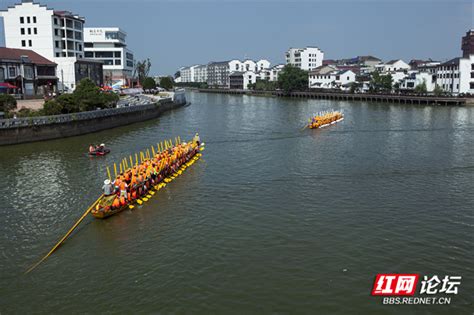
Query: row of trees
[[141, 76, 174, 91]]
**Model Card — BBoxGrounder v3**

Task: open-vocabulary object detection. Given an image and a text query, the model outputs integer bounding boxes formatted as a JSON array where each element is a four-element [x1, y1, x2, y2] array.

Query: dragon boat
[[91, 139, 204, 219], [308, 110, 344, 129]]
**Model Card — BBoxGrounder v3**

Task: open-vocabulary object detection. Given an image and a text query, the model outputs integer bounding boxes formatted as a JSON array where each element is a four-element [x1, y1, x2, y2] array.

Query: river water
[[0, 91, 472, 314]]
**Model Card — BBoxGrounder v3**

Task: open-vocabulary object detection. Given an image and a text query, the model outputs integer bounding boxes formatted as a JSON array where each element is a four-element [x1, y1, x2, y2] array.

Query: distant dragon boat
[[91, 137, 204, 219], [308, 110, 344, 129]]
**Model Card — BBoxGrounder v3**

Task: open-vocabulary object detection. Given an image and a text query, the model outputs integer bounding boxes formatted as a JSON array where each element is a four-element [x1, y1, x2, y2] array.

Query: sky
[[0, 0, 472, 75]]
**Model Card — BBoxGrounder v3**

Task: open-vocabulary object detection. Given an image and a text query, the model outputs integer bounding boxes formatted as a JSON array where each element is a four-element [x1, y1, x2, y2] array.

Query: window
[[54, 29, 59, 36], [27, 17, 30, 23], [54, 17, 58, 25], [20, 28, 25, 35], [114, 51, 121, 58], [24, 66, 34, 79], [27, 28, 31, 35], [20, 17, 24, 24], [55, 41, 60, 48], [84, 42, 93, 48], [95, 51, 114, 58], [115, 60, 121, 65], [34, 28, 37, 35], [28, 40, 32, 47], [456, 84, 459, 90], [33, 16, 37, 23], [470, 82, 474, 89], [84, 51, 93, 58], [471, 64, 474, 71], [471, 72, 474, 79], [9, 67, 16, 77], [56, 52, 60, 57], [21, 40, 26, 47], [103, 59, 114, 65]]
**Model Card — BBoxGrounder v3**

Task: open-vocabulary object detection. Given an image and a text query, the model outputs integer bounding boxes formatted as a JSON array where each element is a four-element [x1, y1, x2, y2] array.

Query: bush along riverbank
[[1, 78, 119, 119]]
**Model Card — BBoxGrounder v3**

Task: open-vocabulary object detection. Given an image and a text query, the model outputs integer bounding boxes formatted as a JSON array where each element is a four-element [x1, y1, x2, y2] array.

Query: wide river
[[0, 91, 473, 314]]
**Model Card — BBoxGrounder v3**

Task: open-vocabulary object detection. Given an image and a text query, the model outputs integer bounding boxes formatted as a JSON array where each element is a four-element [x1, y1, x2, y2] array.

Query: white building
[[0, 0, 103, 91], [286, 47, 324, 70], [84, 27, 134, 86], [242, 59, 256, 72], [269, 64, 285, 82], [194, 64, 207, 83], [375, 59, 410, 73], [180, 64, 199, 83], [229, 59, 244, 72], [399, 71, 436, 92], [256, 59, 271, 72], [436, 55, 474, 95], [309, 69, 356, 90], [229, 71, 257, 90]]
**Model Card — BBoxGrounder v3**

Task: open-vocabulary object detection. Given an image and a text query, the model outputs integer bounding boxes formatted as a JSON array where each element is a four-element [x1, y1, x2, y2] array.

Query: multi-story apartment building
[[84, 27, 134, 86], [0, 0, 103, 91], [285, 47, 324, 71], [207, 61, 230, 87], [436, 55, 474, 94], [180, 64, 202, 83], [194, 64, 207, 83], [181, 59, 270, 86]]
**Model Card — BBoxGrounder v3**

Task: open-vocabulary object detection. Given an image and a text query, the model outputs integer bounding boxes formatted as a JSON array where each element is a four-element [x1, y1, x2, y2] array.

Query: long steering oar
[[25, 194, 104, 274]]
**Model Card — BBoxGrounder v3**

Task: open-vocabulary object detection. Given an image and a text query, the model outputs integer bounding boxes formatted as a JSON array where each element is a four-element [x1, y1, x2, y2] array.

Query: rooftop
[[0, 47, 55, 65]]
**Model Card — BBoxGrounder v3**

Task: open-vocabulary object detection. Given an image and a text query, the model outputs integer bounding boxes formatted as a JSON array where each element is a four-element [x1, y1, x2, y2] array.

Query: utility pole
[[61, 69, 64, 93]]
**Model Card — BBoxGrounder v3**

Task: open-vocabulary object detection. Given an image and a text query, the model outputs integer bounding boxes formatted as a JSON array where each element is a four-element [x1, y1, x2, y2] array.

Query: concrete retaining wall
[[0, 100, 185, 146]]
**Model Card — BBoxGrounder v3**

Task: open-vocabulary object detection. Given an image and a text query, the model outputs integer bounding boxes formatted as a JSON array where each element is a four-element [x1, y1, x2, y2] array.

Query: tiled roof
[[0, 47, 55, 65]]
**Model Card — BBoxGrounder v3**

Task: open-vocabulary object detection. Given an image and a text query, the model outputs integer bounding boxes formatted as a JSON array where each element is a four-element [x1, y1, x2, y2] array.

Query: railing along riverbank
[[0, 95, 187, 146], [0, 99, 169, 129], [198, 89, 470, 106]]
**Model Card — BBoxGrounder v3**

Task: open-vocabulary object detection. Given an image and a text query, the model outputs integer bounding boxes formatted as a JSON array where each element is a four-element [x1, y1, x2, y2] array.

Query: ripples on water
[[0, 92, 473, 314]]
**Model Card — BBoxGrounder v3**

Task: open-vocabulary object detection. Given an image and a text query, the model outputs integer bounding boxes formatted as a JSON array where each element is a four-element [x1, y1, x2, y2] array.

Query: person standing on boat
[[118, 178, 128, 198], [193, 133, 200, 146], [102, 179, 114, 196], [89, 144, 95, 153]]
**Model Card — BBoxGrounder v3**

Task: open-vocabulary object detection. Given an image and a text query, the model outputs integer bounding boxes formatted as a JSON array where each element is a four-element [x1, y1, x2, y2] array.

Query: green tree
[[277, 64, 308, 93], [433, 84, 444, 96], [73, 78, 106, 111], [160, 77, 174, 90], [369, 72, 393, 92], [414, 79, 427, 94], [43, 100, 63, 115], [0, 94, 17, 113], [57, 93, 79, 113], [142, 77, 156, 90]]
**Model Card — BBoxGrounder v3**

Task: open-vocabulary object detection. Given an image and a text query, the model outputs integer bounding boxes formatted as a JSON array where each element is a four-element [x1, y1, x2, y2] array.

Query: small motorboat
[[88, 143, 110, 156], [89, 148, 111, 156]]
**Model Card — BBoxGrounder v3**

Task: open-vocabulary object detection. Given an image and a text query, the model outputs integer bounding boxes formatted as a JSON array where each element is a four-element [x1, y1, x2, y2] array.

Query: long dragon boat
[[91, 138, 204, 219], [308, 110, 344, 129]]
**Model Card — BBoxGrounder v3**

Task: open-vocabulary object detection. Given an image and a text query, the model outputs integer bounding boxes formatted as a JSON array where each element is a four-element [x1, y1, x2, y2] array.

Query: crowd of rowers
[[99, 134, 201, 211], [309, 111, 343, 129]]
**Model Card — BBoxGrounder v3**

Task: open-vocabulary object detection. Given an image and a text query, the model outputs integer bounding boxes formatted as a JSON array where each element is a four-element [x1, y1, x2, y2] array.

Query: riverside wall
[[198, 89, 469, 106], [0, 98, 186, 146]]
